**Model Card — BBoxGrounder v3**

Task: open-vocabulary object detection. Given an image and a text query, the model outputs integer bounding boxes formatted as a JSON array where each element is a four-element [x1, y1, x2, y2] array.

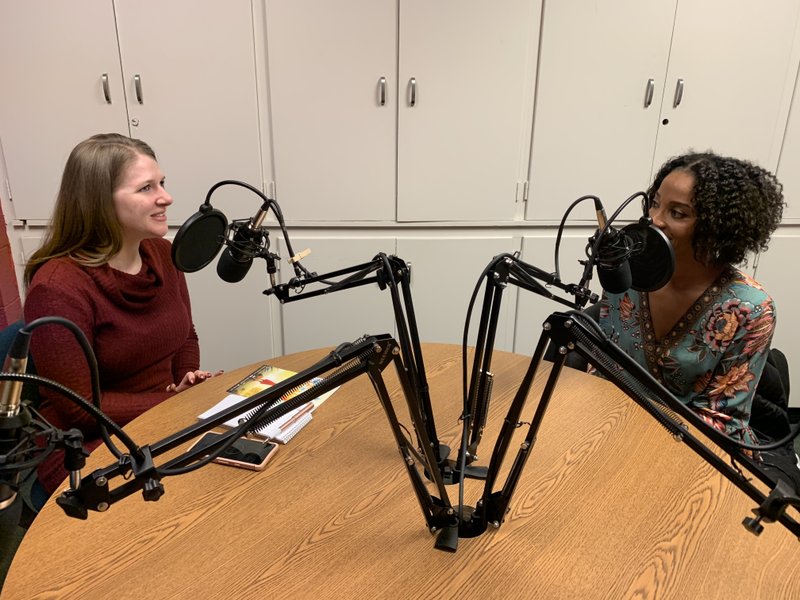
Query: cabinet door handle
[[379, 76, 386, 106], [409, 77, 416, 107], [134, 74, 144, 104], [644, 78, 654, 108], [673, 78, 684, 108], [101, 73, 112, 104]]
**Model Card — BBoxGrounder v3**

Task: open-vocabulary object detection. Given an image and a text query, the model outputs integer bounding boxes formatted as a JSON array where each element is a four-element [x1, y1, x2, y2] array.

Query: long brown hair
[[24, 133, 157, 285]]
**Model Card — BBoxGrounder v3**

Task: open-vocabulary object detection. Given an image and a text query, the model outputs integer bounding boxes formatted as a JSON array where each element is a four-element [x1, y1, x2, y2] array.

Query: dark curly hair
[[646, 152, 785, 267]]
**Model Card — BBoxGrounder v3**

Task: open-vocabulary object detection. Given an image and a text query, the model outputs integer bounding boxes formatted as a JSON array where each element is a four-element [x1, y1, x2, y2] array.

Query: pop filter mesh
[[623, 222, 675, 292], [171, 208, 228, 273]]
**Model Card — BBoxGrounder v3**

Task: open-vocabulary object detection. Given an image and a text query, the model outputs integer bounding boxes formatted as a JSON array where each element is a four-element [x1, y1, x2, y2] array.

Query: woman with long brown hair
[[24, 133, 216, 504]]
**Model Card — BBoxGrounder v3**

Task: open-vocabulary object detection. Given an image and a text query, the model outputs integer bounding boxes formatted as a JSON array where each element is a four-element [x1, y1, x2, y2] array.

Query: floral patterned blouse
[[597, 266, 775, 444]]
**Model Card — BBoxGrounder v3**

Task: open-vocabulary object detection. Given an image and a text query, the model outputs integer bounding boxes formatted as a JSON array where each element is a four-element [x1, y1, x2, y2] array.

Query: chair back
[[751, 348, 791, 442]]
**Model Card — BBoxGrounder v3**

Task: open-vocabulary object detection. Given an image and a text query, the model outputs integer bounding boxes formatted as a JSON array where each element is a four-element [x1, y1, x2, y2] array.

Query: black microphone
[[0, 327, 31, 510], [595, 228, 634, 294], [592, 218, 674, 294], [588, 198, 632, 294], [587, 197, 674, 294], [622, 218, 675, 292], [216, 205, 269, 283]]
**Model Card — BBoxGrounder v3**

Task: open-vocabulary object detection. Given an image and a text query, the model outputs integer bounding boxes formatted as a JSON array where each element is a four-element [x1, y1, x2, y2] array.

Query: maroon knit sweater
[[24, 238, 200, 494]]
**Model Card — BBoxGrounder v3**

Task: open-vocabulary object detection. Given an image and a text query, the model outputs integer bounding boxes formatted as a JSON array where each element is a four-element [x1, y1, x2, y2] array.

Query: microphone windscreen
[[623, 220, 675, 292], [216, 249, 253, 283], [171, 207, 228, 272], [598, 261, 632, 294]]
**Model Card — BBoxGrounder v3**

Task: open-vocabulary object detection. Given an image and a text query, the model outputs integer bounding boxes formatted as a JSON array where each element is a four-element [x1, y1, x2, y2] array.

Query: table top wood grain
[[4, 343, 798, 599]]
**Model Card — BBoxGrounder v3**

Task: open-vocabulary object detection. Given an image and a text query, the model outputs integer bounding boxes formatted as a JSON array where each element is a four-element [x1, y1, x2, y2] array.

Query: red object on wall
[[0, 206, 22, 329]]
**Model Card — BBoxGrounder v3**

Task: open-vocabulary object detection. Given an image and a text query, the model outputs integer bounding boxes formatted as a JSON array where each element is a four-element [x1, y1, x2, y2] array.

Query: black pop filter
[[622, 219, 675, 292], [171, 205, 228, 273]]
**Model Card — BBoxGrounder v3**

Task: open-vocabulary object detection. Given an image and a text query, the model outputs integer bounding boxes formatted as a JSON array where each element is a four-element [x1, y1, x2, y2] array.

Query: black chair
[[0, 321, 39, 587], [751, 348, 800, 493], [751, 348, 791, 442]]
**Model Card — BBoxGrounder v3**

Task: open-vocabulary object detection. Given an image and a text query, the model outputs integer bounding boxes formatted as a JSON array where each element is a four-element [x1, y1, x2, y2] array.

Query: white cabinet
[[263, 0, 397, 223], [263, 0, 541, 223], [271, 235, 520, 354], [513, 232, 600, 356], [0, 0, 262, 225], [528, 0, 800, 223], [396, 0, 541, 222], [753, 232, 800, 408], [652, 1, 800, 172], [0, 1, 129, 222], [527, 0, 675, 223], [396, 236, 519, 350], [177, 245, 277, 373], [777, 65, 800, 222], [275, 236, 399, 355], [113, 0, 263, 225]]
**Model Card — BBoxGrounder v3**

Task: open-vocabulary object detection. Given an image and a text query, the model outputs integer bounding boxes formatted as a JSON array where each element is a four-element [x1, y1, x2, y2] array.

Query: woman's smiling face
[[112, 153, 173, 245]]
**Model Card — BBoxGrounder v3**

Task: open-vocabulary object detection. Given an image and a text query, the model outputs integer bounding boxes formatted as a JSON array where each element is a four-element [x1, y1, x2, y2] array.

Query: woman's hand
[[166, 369, 224, 393]]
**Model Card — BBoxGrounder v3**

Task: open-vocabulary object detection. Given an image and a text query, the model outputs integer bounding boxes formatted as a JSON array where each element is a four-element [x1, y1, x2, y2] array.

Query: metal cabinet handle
[[101, 73, 112, 104], [409, 77, 416, 107], [134, 74, 144, 104], [379, 76, 386, 106], [644, 78, 654, 108], [673, 78, 684, 108]]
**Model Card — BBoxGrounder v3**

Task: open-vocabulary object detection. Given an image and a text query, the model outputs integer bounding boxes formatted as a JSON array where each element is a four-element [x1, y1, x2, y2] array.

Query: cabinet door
[[777, 68, 800, 223], [168, 231, 276, 372], [527, 0, 676, 223], [114, 0, 263, 226], [0, 0, 129, 222], [276, 237, 398, 355], [653, 0, 800, 172], [398, 0, 541, 222], [264, 0, 397, 222], [753, 233, 800, 408], [396, 236, 519, 350], [513, 233, 600, 356]]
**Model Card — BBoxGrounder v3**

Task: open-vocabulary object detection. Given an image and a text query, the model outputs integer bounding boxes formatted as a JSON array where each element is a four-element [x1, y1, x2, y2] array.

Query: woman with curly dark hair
[[598, 152, 785, 446]]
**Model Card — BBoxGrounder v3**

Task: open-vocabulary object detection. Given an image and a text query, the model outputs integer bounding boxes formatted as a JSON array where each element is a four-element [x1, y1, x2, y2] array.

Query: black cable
[[0, 371, 141, 458], [203, 179, 318, 283], [583, 190, 648, 278], [19, 316, 141, 461], [554, 195, 601, 280]]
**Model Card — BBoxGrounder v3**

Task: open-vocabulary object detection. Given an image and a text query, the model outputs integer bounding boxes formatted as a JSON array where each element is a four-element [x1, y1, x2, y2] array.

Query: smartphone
[[189, 432, 278, 471]]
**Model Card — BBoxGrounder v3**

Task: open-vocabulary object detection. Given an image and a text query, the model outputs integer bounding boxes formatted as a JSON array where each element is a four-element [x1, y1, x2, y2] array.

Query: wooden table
[[4, 344, 799, 599]]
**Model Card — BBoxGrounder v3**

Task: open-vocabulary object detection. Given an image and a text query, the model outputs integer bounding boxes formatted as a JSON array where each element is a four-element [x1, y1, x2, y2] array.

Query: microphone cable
[[581, 191, 648, 285], [553, 195, 601, 281], [12, 317, 143, 462]]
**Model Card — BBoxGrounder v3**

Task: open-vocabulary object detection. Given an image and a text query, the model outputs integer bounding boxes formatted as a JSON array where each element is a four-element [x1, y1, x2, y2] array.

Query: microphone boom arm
[[461, 253, 596, 469], [43, 333, 456, 533], [471, 310, 800, 538], [458, 253, 800, 540], [267, 253, 450, 469]]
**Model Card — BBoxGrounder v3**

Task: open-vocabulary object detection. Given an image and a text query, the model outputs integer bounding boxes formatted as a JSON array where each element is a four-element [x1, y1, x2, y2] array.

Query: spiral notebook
[[197, 364, 337, 444]]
